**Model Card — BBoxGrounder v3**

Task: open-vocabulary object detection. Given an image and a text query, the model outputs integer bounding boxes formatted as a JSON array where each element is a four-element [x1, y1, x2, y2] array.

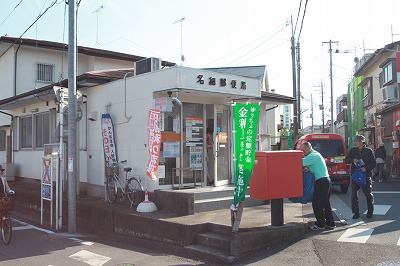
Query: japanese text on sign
[[101, 114, 118, 166], [146, 109, 162, 181], [233, 104, 259, 207]]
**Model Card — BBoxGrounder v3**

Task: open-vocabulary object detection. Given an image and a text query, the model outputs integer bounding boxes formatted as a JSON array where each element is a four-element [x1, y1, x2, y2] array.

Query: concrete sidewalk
[[11, 179, 313, 263]]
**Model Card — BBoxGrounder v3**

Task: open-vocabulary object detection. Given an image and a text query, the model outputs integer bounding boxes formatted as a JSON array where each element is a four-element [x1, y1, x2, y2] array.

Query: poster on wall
[[190, 146, 203, 168], [163, 142, 180, 158], [232, 104, 259, 209], [101, 114, 118, 168], [186, 117, 203, 147], [146, 109, 162, 181]]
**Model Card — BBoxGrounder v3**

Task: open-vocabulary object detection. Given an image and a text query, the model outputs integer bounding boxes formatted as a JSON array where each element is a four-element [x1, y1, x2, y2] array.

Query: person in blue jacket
[[300, 142, 335, 230]]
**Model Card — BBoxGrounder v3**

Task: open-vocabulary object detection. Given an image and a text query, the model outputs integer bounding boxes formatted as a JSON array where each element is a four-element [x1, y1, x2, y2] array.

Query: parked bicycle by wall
[[105, 160, 144, 207]]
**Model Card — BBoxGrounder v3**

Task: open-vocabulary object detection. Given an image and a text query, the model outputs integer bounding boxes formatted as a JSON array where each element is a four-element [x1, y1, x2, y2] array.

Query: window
[[360, 77, 373, 108], [379, 59, 396, 87], [20, 116, 32, 148], [36, 63, 54, 83], [35, 113, 50, 148], [0, 130, 5, 151], [19, 112, 51, 149]]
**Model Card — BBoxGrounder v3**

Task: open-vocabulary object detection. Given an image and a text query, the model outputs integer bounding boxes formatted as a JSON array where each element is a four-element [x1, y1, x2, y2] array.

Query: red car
[[294, 133, 350, 193]]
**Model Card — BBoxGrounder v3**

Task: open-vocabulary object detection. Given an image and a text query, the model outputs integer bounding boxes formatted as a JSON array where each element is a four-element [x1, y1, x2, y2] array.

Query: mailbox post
[[250, 150, 303, 226]]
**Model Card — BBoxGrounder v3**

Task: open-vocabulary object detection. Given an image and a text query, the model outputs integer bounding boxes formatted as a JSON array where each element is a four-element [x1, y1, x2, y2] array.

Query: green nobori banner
[[233, 104, 259, 208]]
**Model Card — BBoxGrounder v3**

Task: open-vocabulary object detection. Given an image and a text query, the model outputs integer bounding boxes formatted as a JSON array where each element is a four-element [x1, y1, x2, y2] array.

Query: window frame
[[379, 59, 396, 87], [36, 63, 55, 83], [18, 111, 54, 150]]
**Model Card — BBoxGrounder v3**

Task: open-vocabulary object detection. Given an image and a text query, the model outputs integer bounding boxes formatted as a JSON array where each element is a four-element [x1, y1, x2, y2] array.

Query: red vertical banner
[[146, 109, 162, 181]]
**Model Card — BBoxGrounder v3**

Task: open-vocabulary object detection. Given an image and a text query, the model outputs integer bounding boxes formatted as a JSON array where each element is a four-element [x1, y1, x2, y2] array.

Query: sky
[[1, 0, 400, 128]]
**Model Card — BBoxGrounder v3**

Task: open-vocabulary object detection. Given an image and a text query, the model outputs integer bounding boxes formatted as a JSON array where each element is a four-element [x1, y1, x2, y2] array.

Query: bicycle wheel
[[106, 176, 117, 204], [125, 177, 144, 206], [1, 212, 12, 245]]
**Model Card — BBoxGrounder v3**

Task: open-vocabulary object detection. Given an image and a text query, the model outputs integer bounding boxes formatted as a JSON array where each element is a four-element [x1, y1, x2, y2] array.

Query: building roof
[[353, 40, 400, 77], [0, 68, 136, 110], [0, 36, 176, 67]]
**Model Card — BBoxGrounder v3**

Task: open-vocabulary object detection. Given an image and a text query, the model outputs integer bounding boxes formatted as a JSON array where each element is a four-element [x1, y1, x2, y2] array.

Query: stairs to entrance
[[154, 185, 269, 215], [185, 224, 237, 264], [194, 186, 268, 213]]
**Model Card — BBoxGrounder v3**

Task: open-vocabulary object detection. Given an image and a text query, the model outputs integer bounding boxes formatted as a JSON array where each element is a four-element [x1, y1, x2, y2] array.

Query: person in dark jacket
[[375, 144, 387, 182], [345, 134, 376, 219]]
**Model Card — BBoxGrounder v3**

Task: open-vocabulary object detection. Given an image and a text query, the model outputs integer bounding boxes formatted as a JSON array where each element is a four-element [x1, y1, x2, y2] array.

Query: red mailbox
[[250, 150, 303, 200]]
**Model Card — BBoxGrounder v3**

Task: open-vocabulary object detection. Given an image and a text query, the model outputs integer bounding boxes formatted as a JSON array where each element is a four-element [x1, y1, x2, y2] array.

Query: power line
[[225, 22, 289, 66], [204, 20, 289, 67], [297, 0, 308, 40], [293, 0, 303, 35], [0, 0, 24, 29], [0, 0, 59, 59]]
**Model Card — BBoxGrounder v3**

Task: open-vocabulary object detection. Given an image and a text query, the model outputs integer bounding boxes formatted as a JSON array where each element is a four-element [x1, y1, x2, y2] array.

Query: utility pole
[[314, 80, 324, 132], [291, 16, 298, 140], [322, 40, 338, 133], [311, 94, 314, 133], [68, 0, 77, 233], [296, 41, 301, 133]]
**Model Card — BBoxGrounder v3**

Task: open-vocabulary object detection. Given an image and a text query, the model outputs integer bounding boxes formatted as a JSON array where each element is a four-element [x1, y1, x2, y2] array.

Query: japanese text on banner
[[233, 104, 259, 208], [146, 109, 162, 181]]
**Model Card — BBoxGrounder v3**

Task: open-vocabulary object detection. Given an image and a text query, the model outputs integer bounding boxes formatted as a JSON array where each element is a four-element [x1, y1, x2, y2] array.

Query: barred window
[[37, 63, 54, 83]]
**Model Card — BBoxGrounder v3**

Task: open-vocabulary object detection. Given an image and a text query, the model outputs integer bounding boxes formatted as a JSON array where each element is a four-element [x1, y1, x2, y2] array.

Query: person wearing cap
[[375, 143, 386, 182], [0, 165, 14, 197], [345, 134, 376, 219]]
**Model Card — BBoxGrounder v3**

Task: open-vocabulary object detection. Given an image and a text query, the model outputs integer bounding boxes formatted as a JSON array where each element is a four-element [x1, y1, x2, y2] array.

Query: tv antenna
[[92, 5, 104, 47], [173, 17, 185, 66]]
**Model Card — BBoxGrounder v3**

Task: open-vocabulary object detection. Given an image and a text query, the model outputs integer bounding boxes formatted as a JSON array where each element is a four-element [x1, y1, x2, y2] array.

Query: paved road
[[235, 179, 400, 266], [0, 216, 205, 266], [2, 179, 400, 266]]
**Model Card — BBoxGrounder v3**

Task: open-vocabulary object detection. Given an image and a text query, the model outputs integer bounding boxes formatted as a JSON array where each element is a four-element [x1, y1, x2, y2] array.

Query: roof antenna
[[173, 17, 185, 66], [92, 5, 104, 47]]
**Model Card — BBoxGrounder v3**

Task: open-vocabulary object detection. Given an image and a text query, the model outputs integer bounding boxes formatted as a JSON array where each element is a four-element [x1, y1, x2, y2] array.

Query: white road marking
[[397, 236, 400, 246], [69, 237, 94, 246], [337, 228, 374, 243], [69, 250, 111, 266], [330, 194, 366, 226], [362, 205, 391, 215], [12, 221, 55, 234]]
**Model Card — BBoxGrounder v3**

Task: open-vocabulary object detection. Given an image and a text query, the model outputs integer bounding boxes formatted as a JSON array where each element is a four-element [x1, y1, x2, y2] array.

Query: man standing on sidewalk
[[345, 134, 376, 219], [300, 142, 335, 231]]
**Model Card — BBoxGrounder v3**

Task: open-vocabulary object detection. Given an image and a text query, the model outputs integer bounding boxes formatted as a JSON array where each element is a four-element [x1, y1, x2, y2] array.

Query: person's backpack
[[289, 171, 315, 204]]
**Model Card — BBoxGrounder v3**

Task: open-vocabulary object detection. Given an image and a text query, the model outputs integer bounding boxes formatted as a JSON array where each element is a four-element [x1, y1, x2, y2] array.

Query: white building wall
[[86, 74, 156, 196]]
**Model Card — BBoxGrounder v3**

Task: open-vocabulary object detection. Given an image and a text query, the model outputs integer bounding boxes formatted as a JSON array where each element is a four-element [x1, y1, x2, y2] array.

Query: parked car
[[294, 133, 350, 193]]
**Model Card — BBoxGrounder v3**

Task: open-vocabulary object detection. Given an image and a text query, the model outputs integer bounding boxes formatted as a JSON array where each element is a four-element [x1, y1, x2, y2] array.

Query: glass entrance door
[[214, 105, 230, 185]]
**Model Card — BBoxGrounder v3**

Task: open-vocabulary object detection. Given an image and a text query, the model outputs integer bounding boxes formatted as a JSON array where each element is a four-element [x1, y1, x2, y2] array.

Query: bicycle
[[0, 191, 15, 245], [105, 160, 144, 207]]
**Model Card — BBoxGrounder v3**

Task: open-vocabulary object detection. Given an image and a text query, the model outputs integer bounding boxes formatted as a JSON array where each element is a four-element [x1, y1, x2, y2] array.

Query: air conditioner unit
[[134, 57, 161, 76], [383, 85, 399, 102]]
